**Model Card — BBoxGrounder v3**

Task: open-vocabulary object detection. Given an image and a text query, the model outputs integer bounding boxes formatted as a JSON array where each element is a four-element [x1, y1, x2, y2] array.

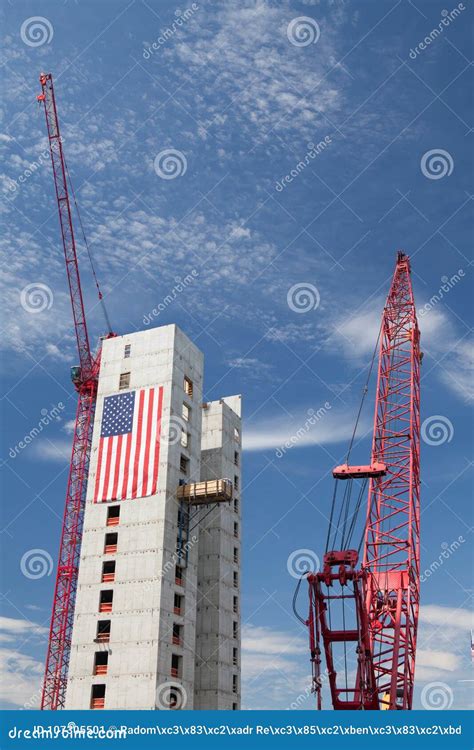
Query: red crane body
[[37, 73, 111, 710], [307, 252, 421, 710]]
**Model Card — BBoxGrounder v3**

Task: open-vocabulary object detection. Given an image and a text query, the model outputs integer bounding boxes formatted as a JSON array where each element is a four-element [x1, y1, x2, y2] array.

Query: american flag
[[94, 386, 164, 502]]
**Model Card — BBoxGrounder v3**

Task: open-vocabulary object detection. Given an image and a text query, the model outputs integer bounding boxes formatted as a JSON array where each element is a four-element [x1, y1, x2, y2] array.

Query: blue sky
[[0, 0, 472, 711]]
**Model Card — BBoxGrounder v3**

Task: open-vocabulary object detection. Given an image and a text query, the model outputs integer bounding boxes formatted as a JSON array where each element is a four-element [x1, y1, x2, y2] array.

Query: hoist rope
[[65, 161, 113, 335], [344, 478, 368, 550], [345, 322, 382, 466], [325, 318, 383, 554]]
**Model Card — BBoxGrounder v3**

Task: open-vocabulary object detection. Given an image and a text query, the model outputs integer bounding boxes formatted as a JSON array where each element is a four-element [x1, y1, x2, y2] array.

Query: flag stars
[[101, 391, 135, 437]]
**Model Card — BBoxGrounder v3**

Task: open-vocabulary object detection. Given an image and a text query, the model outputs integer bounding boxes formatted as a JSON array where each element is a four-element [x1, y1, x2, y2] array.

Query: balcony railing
[[106, 516, 119, 526], [104, 544, 117, 554], [96, 633, 110, 642], [102, 573, 115, 583], [172, 635, 181, 646], [99, 603, 112, 613], [170, 667, 179, 678], [94, 665, 108, 676], [91, 698, 105, 709]]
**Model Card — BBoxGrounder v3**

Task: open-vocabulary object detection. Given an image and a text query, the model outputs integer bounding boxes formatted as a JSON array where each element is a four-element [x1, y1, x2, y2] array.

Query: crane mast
[[37, 73, 110, 710], [363, 252, 421, 709], [306, 252, 421, 710]]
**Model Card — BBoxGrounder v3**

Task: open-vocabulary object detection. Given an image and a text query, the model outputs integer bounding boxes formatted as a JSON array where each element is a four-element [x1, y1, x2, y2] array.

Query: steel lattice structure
[[37, 73, 110, 710], [306, 252, 421, 710]]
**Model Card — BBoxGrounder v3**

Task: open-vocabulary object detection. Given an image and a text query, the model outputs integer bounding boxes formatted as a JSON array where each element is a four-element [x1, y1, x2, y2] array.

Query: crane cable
[[345, 321, 382, 466], [292, 574, 309, 626], [325, 319, 383, 552], [65, 161, 113, 335]]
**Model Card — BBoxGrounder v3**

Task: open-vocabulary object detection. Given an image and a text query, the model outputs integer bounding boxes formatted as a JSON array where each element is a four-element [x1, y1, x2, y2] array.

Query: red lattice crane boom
[[37, 73, 112, 710], [305, 252, 421, 710]]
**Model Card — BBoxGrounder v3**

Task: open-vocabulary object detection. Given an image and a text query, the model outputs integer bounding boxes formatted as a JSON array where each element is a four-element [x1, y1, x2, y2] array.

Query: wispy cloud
[[241, 623, 312, 709], [165, 3, 347, 146], [243, 404, 368, 452], [0, 617, 47, 709], [419, 604, 473, 632], [30, 438, 72, 463], [415, 604, 473, 692], [330, 301, 472, 403]]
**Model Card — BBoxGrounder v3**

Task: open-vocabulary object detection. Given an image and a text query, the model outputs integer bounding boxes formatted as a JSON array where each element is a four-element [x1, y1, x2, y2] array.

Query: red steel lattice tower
[[37, 73, 111, 709], [306, 252, 421, 710]]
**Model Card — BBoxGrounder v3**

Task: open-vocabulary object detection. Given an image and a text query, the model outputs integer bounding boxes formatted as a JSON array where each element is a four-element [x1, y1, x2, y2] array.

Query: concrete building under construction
[[64, 325, 242, 710]]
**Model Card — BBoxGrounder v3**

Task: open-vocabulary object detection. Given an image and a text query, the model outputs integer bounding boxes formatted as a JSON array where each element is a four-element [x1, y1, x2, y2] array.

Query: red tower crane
[[37, 73, 113, 710], [302, 252, 421, 710]]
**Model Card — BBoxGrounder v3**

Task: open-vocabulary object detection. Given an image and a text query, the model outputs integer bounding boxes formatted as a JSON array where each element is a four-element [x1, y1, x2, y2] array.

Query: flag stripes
[[93, 386, 164, 502]]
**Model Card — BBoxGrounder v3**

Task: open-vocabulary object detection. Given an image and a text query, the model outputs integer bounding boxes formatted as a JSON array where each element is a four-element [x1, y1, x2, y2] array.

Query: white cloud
[[167, 3, 345, 146], [0, 649, 43, 708], [226, 357, 272, 379], [0, 617, 47, 640], [265, 322, 318, 344], [332, 307, 380, 360], [414, 604, 473, 690], [0, 617, 47, 708], [243, 404, 369, 452], [62, 419, 76, 435], [417, 648, 460, 672], [30, 438, 71, 462], [45, 342, 71, 362], [419, 604, 473, 632], [241, 624, 314, 708], [243, 624, 305, 656], [331, 302, 472, 404], [437, 338, 473, 404]]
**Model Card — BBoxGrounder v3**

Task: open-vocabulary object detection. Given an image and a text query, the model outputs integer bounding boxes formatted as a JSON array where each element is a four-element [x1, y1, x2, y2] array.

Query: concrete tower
[[65, 325, 241, 710], [194, 397, 242, 709]]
